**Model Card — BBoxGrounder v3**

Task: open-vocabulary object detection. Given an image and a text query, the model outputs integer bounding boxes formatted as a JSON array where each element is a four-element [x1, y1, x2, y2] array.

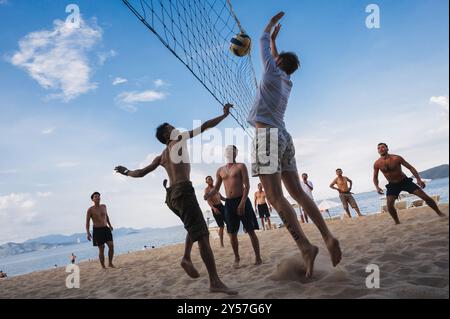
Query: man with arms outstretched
[[247, 12, 342, 278], [373, 143, 446, 225], [115, 104, 237, 295], [86, 192, 115, 269], [205, 145, 262, 269]]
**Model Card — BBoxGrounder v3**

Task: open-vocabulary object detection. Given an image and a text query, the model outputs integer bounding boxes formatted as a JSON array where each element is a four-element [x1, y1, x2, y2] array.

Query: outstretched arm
[[373, 164, 384, 194], [400, 157, 425, 188], [115, 156, 162, 178], [189, 104, 232, 139]]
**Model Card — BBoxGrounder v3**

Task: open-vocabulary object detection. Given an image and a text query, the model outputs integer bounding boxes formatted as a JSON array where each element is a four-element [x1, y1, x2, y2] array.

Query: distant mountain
[[0, 227, 141, 258], [419, 164, 449, 180]]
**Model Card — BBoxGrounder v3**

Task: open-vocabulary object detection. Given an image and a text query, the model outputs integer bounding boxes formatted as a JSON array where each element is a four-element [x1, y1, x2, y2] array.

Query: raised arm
[[400, 157, 425, 188], [270, 24, 281, 58], [86, 209, 92, 241], [373, 163, 384, 194], [115, 155, 162, 178], [261, 12, 285, 72], [189, 104, 232, 139]]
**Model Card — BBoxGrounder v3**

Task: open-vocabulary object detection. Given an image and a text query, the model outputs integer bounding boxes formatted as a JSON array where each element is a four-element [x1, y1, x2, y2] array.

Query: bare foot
[[303, 245, 319, 278], [233, 260, 241, 269], [254, 258, 262, 266], [109, 264, 116, 268], [210, 283, 239, 296], [324, 236, 342, 267], [181, 258, 200, 279]]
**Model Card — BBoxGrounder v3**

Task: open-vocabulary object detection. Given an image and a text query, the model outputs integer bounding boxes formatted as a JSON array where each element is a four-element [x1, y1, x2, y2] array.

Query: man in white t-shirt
[[300, 173, 314, 223]]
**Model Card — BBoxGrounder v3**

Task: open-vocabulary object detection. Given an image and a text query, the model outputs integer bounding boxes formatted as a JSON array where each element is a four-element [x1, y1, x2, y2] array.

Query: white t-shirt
[[301, 180, 314, 200]]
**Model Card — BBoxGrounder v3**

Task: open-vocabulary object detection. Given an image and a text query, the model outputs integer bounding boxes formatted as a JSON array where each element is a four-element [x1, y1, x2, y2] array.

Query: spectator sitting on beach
[[0, 270, 7, 278]]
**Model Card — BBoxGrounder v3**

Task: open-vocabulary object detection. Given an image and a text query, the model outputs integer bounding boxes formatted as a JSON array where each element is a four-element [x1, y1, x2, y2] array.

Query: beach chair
[[395, 201, 407, 211], [412, 199, 424, 208]]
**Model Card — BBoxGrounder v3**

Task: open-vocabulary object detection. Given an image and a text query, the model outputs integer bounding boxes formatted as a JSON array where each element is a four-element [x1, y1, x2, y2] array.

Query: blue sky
[[0, 0, 448, 244]]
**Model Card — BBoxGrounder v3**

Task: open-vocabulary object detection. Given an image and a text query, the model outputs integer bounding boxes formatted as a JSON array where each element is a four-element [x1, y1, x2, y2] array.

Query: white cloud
[[42, 127, 55, 135], [430, 96, 449, 113], [117, 90, 167, 104], [112, 77, 128, 86], [8, 17, 102, 101], [98, 49, 117, 65], [116, 90, 167, 112], [56, 162, 80, 168], [154, 79, 168, 87]]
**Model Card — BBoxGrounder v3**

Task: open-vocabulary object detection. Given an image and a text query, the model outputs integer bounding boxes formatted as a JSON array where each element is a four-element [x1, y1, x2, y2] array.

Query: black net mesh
[[122, 0, 258, 136]]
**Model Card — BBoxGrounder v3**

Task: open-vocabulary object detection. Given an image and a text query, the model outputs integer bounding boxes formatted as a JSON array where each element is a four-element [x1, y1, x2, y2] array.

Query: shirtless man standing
[[115, 104, 237, 295], [373, 143, 446, 224], [86, 192, 115, 269], [330, 169, 364, 218], [204, 176, 226, 248], [205, 145, 262, 269], [254, 183, 273, 231]]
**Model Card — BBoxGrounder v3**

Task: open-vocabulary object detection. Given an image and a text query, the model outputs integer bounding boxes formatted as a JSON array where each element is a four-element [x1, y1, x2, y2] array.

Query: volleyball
[[230, 33, 252, 57]]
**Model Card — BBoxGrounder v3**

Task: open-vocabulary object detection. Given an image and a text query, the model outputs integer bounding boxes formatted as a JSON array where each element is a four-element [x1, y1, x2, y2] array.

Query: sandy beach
[[0, 204, 448, 299]]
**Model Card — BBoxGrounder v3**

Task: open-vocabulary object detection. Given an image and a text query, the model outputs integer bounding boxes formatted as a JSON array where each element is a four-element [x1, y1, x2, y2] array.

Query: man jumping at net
[[247, 12, 342, 278], [115, 104, 237, 295]]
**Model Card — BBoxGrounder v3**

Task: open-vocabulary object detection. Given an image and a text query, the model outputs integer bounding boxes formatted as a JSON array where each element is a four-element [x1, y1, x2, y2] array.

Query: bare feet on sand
[[210, 283, 239, 296], [181, 258, 200, 279], [303, 245, 319, 278], [109, 264, 116, 268], [324, 236, 342, 267], [254, 258, 262, 266], [233, 260, 241, 269]]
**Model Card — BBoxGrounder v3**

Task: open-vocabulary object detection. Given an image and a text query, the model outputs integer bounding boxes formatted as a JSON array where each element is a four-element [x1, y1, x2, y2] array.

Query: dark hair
[[91, 192, 100, 200], [156, 123, 171, 144], [378, 143, 388, 148], [205, 176, 213, 181], [336, 168, 343, 172], [278, 52, 300, 75]]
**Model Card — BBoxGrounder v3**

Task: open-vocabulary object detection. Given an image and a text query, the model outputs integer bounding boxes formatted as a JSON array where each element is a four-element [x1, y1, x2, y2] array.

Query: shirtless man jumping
[[254, 183, 273, 231], [204, 176, 226, 248], [115, 104, 237, 295], [330, 169, 364, 218], [86, 192, 115, 269], [205, 145, 262, 269], [373, 143, 446, 225]]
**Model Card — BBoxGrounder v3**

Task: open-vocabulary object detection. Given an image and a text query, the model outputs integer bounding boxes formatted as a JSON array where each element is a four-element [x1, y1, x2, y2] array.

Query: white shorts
[[251, 128, 298, 177]]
